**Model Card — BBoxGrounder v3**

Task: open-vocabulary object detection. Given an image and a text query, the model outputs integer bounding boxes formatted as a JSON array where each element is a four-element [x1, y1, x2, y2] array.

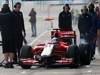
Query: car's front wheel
[[20, 45, 33, 69], [20, 45, 33, 58]]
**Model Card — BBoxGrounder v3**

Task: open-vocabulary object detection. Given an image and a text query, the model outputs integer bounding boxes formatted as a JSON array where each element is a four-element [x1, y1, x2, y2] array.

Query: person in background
[[29, 8, 37, 37], [0, 4, 16, 68], [96, 6, 100, 18], [13, 2, 26, 63], [88, 3, 98, 60], [58, 4, 72, 31], [78, 6, 92, 41], [95, 6, 100, 55]]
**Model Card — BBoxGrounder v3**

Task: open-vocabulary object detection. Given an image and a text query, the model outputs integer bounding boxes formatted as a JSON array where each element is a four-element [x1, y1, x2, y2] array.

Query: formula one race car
[[19, 29, 91, 69]]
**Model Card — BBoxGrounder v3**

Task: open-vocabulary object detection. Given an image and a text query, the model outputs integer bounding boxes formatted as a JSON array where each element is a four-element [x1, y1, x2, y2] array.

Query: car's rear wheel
[[79, 44, 91, 65], [66, 45, 80, 68]]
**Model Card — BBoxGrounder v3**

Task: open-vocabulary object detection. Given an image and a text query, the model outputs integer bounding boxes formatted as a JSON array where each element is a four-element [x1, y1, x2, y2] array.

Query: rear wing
[[51, 29, 76, 38], [51, 29, 76, 44], [59, 31, 76, 38]]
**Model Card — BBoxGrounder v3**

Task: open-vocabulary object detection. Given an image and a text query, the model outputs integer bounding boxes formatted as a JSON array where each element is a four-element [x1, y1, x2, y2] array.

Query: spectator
[[13, 2, 26, 63], [96, 6, 100, 18], [58, 4, 72, 31], [95, 6, 100, 55], [78, 6, 92, 41], [88, 3, 98, 59], [0, 4, 16, 68], [29, 8, 37, 37]]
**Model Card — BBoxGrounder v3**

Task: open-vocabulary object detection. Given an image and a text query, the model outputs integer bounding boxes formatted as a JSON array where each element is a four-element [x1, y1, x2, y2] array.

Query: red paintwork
[[51, 30, 76, 38], [21, 58, 39, 65], [52, 42, 69, 58]]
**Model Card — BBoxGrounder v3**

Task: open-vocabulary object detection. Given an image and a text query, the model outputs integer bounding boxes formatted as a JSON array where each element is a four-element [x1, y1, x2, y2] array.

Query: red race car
[[19, 29, 91, 69]]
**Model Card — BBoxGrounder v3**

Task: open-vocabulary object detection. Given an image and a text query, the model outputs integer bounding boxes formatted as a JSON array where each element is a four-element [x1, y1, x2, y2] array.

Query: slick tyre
[[79, 44, 91, 65], [20, 46, 33, 58], [67, 45, 80, 68]]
